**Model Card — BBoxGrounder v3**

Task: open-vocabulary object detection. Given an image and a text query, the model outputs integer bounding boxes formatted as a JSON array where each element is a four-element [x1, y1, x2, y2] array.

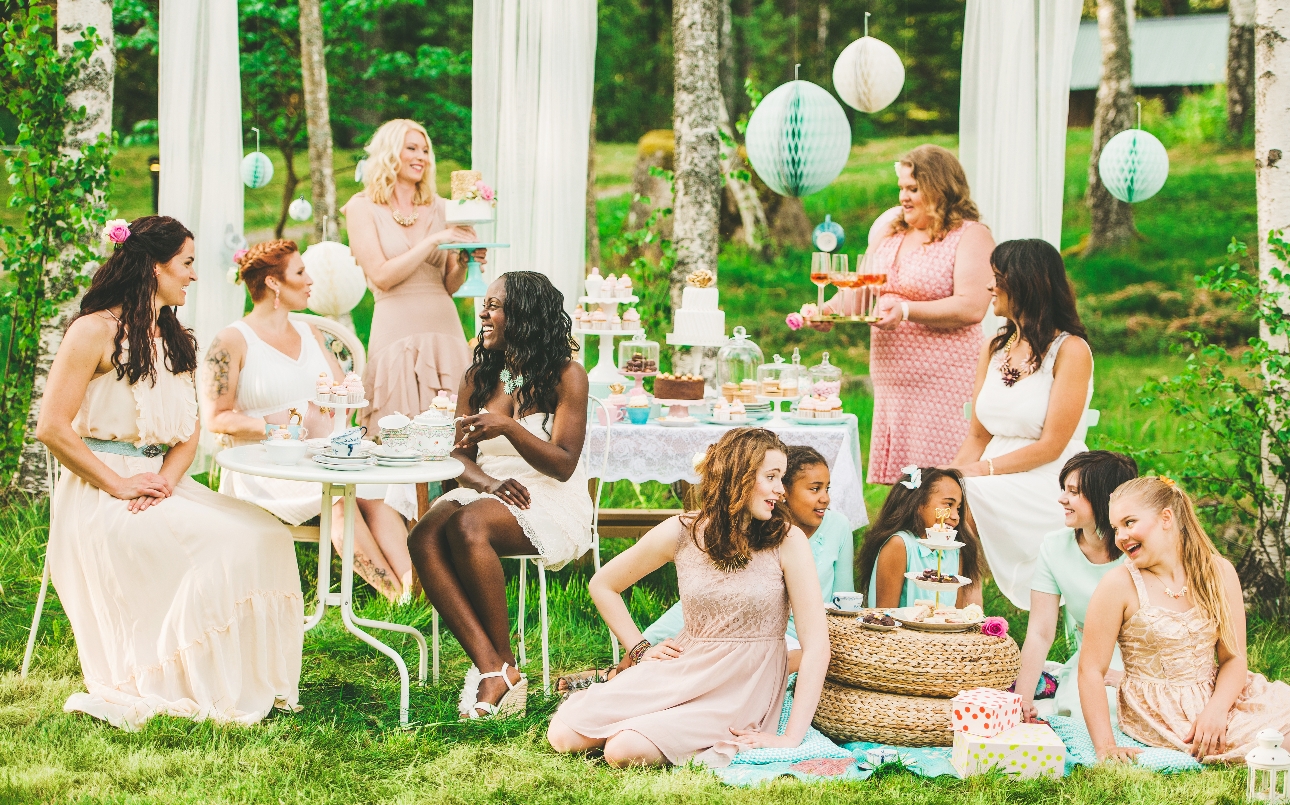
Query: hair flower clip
[[1160, 476, 1177, 488], [899, 465, 922, 490], [102, 219, 131, 245], [233, 248, 248, 264], [226, 266, 243, 285]]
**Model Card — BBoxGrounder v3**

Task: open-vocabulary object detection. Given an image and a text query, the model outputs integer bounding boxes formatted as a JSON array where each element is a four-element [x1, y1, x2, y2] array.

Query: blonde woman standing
[[342, 119, 485, 434]]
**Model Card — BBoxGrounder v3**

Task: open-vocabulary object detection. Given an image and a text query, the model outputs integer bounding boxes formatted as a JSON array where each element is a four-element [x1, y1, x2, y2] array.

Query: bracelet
[[628, 639, 651, 665], [987, 458, 995, 476], [900, 301, 910, 322]]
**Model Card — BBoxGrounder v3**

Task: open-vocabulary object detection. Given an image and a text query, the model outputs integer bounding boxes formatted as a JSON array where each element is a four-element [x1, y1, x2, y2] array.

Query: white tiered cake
[[444, 170, 496, 224], [667, 269, 725, 345]]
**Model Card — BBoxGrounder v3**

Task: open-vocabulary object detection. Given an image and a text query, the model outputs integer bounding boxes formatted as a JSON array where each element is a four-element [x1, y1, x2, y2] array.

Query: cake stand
[[905, 522, 970, 611], [439, 243, 510, 336], [622, 370, 658, 399], [572, 326, 645, 388], [755, 394, 801, 429], [653, 397, 704, 425]]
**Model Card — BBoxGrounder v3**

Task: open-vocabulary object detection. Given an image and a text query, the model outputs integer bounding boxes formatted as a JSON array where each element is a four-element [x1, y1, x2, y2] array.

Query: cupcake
[[797, 396, 817, 419], [430, 390, 454, 412], [824, 395, 844, 418], [315, 373, 332, 404], [591, 310, 608, 330], [730, 399, 747, 422], [345, 375, 365, 404], [584, 268, 605, 299], [626, 393, 651, 424], [609, 313, 622, 331], [330, 382, 347, 404], [616, 275, 633, 298], [622, 308, 641, 330], [712, 400, 730, 422], [573, 304, 586, 323], [602, 274, 616, 299]]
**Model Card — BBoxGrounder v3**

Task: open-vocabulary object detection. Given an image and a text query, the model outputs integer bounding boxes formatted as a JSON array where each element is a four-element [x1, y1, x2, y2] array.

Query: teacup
[[832, 592, 865, 611], [626, 407, 650, 425], [330, 426, 367, 456]]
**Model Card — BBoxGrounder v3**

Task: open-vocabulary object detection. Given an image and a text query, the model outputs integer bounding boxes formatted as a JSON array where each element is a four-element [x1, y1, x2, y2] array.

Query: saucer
[[312, 455, 374, 471]]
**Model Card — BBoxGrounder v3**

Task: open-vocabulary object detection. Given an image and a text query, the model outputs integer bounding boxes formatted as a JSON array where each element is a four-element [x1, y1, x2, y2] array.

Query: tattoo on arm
[[204, 343, 231, 399]]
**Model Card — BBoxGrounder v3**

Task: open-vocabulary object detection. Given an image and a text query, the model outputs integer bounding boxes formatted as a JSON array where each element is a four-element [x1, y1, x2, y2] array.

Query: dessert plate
[[312, 456, 374, 471], [791, 416, 847, 426], [906, 571, 970, 594], [886, 605, 983, 632], [658, 416, 698, 427], [824, 607, 862, 618], [916, 538, 965, 551], [860, 618, 903, 632]]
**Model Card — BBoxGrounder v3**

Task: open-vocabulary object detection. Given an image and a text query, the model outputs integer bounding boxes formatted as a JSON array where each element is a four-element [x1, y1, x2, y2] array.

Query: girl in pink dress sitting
[[1081, 476, 1290, 762], [547, 428, 829, 768]]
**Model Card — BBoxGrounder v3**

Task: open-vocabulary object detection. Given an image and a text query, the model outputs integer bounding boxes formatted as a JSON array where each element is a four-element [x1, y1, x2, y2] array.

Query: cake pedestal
[[654, 398, 704, 422], [623, 371, 658, 399], [572, 327, 645, 390], [756, 395, 801, 430], [438, 243, 510, 337]]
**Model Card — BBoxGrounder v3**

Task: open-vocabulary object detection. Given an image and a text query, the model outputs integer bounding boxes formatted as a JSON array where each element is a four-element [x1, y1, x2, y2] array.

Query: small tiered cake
[[667, 269, 725, 345], [444, 170, 496, 224]]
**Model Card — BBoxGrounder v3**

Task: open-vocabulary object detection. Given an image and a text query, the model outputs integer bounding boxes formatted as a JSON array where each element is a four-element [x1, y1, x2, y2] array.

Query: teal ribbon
[[82, 437, 169, 458]]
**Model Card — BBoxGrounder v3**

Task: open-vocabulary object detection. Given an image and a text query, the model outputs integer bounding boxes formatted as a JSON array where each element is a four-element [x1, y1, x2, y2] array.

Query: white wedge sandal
[[467, 663, 528, 719]]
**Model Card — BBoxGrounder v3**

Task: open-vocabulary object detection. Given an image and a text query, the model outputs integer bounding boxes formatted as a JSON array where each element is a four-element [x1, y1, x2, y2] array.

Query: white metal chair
[[21, 445, 60, 679], [430, 395, 615, 694]]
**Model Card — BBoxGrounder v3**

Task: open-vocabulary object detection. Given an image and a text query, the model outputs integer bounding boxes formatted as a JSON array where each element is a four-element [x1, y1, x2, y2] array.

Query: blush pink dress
[[1118, 563, 1290, 762], [866, 219, 983, 484], [555, 515, 790, 767]]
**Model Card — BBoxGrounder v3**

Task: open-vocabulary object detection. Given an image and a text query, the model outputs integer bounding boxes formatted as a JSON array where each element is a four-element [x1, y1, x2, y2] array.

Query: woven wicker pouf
[[825, 612, 1021, 698], [813, 680, 954, 746]]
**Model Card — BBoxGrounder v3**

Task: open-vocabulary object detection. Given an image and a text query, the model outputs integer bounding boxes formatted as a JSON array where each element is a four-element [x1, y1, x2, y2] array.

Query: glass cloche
[[716, 326, 764, 401], [618, 332, 660, 374], [809, 351, 843, 399], [757, 354, 801, 398]]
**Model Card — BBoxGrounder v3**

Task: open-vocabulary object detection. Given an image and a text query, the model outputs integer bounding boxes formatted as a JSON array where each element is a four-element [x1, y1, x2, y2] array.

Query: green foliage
[[0, 3, 116, 486], [1137, 236, 1290, 610], [1140, 84, 1237, 149]]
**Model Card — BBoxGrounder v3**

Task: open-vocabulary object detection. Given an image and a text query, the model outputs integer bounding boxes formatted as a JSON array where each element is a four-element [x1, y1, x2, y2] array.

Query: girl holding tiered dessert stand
[[408, 272, 592, 720], [342, 119, 483, 433], [1081, 477, 1290, 762], [1014, 451, 1137, 723], [857, 466, 982, 609], [548, 428, 829, 768], [203, 239, 414, 601]]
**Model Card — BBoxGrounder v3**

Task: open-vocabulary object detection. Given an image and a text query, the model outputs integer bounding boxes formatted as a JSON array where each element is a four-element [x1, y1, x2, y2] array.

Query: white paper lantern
[[1098, 129, 1169, 203], [354, 158, 367, 184], [288, 196, 313, 221], [1248, 729, 1290, 803], [744, 80, 852, 198], [300, 241, 367, 317], [241, 151, 274, 189], [832, 36, 905, 113]]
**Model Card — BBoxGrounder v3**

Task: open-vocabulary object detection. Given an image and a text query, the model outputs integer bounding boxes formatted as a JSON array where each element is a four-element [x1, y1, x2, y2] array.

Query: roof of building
[[1070, 13, 1228, 91]]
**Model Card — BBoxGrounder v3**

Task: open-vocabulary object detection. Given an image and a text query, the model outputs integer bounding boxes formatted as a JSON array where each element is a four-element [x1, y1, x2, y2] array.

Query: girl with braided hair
[[202, 239, 414, 602], [37, 216, 303, 730]]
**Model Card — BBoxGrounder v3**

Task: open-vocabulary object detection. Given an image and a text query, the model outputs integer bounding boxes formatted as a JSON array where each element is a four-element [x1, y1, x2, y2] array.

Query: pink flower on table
[[980, 616, 1008, 638], [474, 181, 495, 203], [785, 312, 804, 331]]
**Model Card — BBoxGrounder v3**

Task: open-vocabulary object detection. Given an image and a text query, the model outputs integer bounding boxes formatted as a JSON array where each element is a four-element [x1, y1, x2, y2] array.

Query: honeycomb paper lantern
[[745, 80, 852, 198], [288, 196, 313, 221], [833, 36, 905, 113], [301, 241, 366, 317], [1098, 129, 1169, 203], [241, 151, 274, 189]]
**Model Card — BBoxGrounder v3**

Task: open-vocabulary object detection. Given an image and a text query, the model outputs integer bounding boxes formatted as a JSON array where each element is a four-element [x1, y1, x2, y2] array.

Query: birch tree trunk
[[586, 107, 601, 272], [1229, 0, 1256, 140], [1253, 0, 1290, 600], [17, 0, 114, 494], [1085, 0, 1138, 253], [718, 96, 768, 249], [299, 0, 336, 243], [671, 0, 722, 379]]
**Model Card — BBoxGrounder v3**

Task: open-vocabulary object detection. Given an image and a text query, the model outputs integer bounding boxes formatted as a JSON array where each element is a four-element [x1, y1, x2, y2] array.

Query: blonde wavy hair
[[362, 119, 437, 206], [1110, 477, 1237, 653], [889, 144, 980, 242]]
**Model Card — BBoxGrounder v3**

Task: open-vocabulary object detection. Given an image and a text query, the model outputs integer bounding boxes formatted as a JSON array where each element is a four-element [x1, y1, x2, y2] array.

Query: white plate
[[658, 417, 698, 427], [860, 618, 903, 632], [791, 415, 847, 426], [312, 456, 374, 471], [825, 607, 862, 618], [898, 619, 975, 633], [905, 571, 971, 593], [916, 538, 965, 551]]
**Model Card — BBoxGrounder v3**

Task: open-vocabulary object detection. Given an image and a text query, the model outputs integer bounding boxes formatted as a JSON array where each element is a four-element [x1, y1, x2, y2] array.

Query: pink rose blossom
[[233, 248, 249, 264], [800, 303, 819, 318], [980, 616, 1008, 638], [102, 218, 132, 244], [474, 181, 495, 202], [785, 312, 804, 331]]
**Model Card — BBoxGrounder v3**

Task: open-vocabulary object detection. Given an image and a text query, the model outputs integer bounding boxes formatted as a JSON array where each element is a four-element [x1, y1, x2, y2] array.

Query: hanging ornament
[[812, 214, 845, 252], [288, 195, 313, 221], [744, 71, 852, 198], [241, 126, 274, 189], [832, 13, 905, 114], [354, 158, 368, 184], [1098, 104, 1169, 204], [300, 241, 367, 318]]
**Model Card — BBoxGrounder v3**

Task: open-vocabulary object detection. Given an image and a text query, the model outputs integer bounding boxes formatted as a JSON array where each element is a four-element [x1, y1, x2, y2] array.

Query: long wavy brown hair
[[684, 428, 792, 572], [888, 144, 980, 243], [986, 239, 1088, 369]]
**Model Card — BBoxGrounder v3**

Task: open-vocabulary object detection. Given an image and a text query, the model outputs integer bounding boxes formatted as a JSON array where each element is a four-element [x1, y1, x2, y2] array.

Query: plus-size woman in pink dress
[[818, 145, 994, 484]]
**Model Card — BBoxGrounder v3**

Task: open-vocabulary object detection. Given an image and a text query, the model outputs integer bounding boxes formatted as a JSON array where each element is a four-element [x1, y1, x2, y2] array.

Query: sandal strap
[[468, 701, 499, 718], [477, 662, 521, 691]]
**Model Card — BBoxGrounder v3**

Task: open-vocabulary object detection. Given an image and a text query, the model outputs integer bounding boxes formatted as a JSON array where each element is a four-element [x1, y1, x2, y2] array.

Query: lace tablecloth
[[586, 414, 869, 528]]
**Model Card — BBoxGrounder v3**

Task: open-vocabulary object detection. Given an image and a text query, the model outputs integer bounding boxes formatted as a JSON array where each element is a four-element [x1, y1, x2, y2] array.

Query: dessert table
[[585, 413, 868, 528], [216, 444, 464, 726]]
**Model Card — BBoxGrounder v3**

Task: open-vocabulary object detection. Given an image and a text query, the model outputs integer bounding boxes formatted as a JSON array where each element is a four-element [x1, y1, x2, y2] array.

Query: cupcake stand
[[574, 293, 645, 397], [903, 508, 972, 623]]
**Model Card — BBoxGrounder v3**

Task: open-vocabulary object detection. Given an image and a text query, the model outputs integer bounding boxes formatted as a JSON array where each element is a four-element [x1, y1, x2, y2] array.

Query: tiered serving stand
[[574, 294, 644, 392], [902, 508, 972, 626]]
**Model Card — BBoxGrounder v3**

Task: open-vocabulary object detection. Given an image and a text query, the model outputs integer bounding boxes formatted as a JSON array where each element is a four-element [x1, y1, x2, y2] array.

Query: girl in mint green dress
[[857, 467, 983, 609]]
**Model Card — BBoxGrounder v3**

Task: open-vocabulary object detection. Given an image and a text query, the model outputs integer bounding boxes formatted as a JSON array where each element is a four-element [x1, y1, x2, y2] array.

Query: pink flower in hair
[[980, 617, 1008, 638], [102, 219, 131, 245], [233, 248, 249, 264], [785, 312, 804, 331]]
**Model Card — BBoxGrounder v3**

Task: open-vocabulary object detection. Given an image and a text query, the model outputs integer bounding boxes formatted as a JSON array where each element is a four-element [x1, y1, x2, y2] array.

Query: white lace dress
[[434, 412, 592, 570], [962, 332, 1093, 608], [50, 345, 303, 730]]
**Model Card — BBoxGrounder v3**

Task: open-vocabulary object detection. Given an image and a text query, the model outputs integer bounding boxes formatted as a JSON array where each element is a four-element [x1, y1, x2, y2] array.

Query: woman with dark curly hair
[[407, 271, 591, 719], [36, 216, 303, 730]]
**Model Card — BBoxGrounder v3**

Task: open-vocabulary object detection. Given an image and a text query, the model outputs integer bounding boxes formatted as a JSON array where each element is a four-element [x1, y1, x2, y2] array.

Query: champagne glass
[[810, 252, 831, 313], [829, 253, 851, 316]]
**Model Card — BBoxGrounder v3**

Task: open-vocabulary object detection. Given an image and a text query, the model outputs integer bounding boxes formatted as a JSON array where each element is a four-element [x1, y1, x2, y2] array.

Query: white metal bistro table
[[216, 444, 463, 726]]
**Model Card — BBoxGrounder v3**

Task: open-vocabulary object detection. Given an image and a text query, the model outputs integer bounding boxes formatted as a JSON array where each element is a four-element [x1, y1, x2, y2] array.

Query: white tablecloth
[[586, 415, 869, 528]]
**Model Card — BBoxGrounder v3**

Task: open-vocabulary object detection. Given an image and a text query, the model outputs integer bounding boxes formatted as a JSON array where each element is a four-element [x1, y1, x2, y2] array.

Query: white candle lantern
[[1248, 729, 1290, 803]]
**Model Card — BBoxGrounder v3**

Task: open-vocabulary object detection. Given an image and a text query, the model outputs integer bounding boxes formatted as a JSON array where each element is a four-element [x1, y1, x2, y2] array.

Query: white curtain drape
[[959, 0, 1083, 248], [471, 0, 597, 310], [158, 0, 245, 352]]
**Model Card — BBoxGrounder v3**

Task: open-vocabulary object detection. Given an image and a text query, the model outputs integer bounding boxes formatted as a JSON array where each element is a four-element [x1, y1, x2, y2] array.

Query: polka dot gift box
[[951, 687, 1022, 738], [951, 723, 1066, 780]]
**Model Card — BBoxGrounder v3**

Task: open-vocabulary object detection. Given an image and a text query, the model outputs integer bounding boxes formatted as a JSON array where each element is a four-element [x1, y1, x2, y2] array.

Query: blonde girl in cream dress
[[36, 216, 303, 730]]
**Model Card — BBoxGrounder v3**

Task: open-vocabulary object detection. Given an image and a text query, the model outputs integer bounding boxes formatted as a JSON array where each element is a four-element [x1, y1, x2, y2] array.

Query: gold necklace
[[390, 203, 418, 227], [1000, 332, 1024, 387]]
